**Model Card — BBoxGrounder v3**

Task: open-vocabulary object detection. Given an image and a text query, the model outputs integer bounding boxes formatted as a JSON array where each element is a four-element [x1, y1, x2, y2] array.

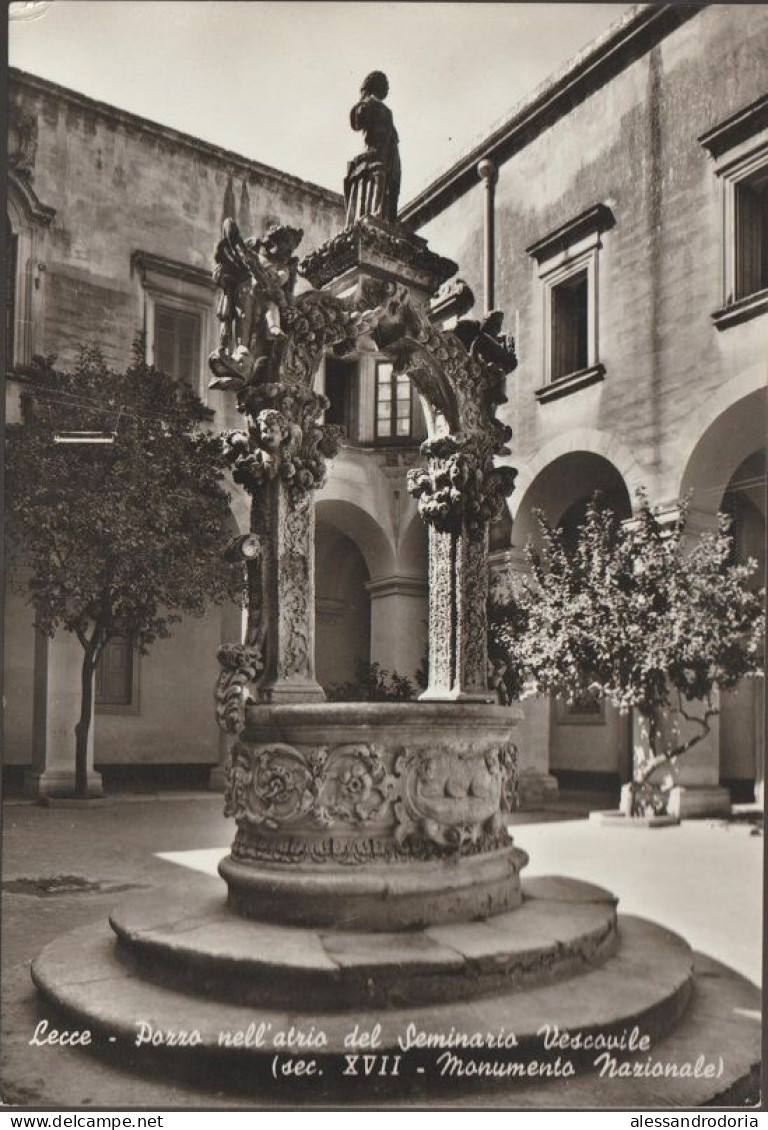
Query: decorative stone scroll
[[214, 644, 263, 736]]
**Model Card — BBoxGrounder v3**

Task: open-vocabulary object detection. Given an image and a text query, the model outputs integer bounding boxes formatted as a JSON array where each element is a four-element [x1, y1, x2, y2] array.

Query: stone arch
[[397, 513, 428, 578], [676, 383, 766, 519], [511, 447, 634, 551], [315, 498, 395, 581], [314, 504, 375, 689], [509, 446, 634, 784], [510, 429, 646, 526], [677, 387, 766, 802]]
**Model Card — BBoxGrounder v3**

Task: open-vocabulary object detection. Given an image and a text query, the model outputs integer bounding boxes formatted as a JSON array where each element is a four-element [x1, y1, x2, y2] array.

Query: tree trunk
[[74, 647, 97, 798], [627, 703, 675, 816], [628, 697, 716, 816]]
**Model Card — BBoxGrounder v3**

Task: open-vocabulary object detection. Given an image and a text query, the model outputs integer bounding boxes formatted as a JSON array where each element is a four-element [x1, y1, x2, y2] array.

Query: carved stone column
[[408, 437, 517, 702], [422, 516, 492, 701], [254, 480, 323, 702]]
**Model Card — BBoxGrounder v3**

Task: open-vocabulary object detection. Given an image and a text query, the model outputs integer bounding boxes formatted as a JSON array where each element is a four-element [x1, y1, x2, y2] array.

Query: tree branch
[[637, 693, 719, 783]]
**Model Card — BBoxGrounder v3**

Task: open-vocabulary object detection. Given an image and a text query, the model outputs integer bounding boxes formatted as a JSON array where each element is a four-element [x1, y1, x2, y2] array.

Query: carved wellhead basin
[[219, 701, 527, 931]]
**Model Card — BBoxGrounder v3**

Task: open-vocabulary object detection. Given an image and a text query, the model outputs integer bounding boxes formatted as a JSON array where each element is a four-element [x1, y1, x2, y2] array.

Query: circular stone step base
[[33, 912, 694, 1089], [220, 844, 527, 931], [108, 874, 618, 1010]]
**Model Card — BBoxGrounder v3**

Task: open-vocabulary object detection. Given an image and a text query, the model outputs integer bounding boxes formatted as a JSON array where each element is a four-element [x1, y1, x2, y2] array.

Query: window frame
[[132, 251, 217, 401], [323, 353, 360, 441], [153, 302, 201, 388], [95, 632, 140, 716], [7, 170, 56, 372], [700, 95, 768, 330], [550, 266, 590, 382], [526, 203, 613, 403], [374, 360, 416, 445]]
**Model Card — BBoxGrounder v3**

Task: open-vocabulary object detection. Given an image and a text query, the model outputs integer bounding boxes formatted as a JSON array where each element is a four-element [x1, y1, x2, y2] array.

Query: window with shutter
[[551, 270, 588, 381], [735, 172, 768, 300], [324, 355, 358, 438], [153, 304, 200, 385], [699, 94, 768, 329], [96, 634, 135, 708]]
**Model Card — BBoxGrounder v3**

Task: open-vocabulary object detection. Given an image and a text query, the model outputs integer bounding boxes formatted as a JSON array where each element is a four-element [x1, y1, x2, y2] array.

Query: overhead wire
[[11, 381, 768, 496], [15, 384, 217, 429]]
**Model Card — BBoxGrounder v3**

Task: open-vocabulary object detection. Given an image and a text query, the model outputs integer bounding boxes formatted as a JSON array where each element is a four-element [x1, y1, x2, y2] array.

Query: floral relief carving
[[462, 528, 491, 692], [246, 744, 327, 829], [316, 744, 395, 824], [221, 383, 343, 503], [225, 738, 517, 859], [231, 827, 508, 866], [498, 741, 520, 814], [227, 741, 396, 831]]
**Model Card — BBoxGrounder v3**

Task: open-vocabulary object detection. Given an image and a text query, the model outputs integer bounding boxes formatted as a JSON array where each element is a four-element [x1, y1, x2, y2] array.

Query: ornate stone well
[[28, 75, 760, 1103], [209, 189, 526, 929]]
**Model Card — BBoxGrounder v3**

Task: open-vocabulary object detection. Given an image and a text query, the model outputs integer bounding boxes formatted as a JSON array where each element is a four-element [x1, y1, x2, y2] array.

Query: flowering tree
[[489, 493, 764, 815], [5, 346, 243, 797]]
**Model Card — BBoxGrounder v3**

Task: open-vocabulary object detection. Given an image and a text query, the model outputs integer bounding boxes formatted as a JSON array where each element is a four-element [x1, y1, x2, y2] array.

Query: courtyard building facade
[[5, 4, 766, 807]]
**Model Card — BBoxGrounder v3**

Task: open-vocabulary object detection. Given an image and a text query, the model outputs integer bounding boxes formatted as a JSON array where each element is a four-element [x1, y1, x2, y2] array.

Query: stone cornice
[[131, 250, 216, 291], [699, 93, 768, 159], [9, 67, 345, 212], [299, 216, 456, 293], [400, 4, 704, 230], [365, 575, 428, 599], [525, 205, 615, 264]]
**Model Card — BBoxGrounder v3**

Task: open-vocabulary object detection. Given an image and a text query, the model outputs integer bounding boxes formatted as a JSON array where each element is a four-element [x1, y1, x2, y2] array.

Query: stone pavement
[[1, 792, 763, 1109]]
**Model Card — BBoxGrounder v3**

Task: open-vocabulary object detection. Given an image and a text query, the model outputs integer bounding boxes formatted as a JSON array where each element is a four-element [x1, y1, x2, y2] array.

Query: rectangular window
[[551, 270, 588, 380], [324, 355, 358, 438], [526, 204, 612, 402], [375, 361, 414, 441], [96, 633, 134, 708], [735, 171, 768, 299], [154, 304, 200, 385], [699, 96, 768, 329], [6, 220, 17, 372]]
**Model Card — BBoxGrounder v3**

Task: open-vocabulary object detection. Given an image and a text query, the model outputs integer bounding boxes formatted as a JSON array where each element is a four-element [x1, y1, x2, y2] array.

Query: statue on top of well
[[344, 71, 401, 226]]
